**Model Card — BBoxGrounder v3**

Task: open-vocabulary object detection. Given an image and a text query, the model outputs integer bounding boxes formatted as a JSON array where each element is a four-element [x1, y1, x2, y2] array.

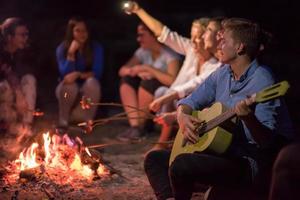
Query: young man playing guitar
[[144, 18, 294, 200]]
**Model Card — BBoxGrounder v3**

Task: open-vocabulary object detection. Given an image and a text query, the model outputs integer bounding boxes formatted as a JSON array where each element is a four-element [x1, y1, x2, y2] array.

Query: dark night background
[[0, 0, 299, 131]]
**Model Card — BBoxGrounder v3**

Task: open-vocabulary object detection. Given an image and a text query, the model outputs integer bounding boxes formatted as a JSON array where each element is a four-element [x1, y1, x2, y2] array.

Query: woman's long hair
[[63, 17, 93, 70]]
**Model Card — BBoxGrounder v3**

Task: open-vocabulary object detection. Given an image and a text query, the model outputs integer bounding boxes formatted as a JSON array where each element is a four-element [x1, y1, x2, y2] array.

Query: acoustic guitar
[[169, 81, 290, 165]]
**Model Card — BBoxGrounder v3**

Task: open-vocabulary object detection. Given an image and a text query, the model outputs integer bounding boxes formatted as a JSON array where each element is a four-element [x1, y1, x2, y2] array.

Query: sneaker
[[117, 127, 143, 142], [127, 127, 143, 141], [116, 127, 133, 142]]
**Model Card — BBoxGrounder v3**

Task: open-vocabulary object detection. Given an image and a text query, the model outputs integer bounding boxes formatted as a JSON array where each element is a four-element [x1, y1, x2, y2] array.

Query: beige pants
[[55, 77, 101, 127], [0, 74, 36, 124]]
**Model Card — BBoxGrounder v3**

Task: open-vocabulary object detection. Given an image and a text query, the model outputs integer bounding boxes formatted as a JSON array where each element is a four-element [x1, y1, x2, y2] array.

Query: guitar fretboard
[[197, 108, 236, 135]]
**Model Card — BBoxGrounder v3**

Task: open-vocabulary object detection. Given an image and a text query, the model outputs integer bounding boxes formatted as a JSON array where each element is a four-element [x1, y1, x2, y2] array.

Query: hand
[[154, 112, 176, 126], [123, 1, 140, 15], [68, 40, 81, 55], [79, 71, 94, 79], [130, 65, 143, 75], [119, 67, 131, 77], [177, 111, 203, 144], [149, 98, 163, 112], [119, 66, 141, 77], [138, 71, 153, 80], [234, 98, 253, 119], [63, 71, 81, 84]]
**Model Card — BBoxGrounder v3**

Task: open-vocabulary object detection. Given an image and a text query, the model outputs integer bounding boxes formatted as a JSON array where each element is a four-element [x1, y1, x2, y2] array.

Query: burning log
[[19, 165, 43, 181]]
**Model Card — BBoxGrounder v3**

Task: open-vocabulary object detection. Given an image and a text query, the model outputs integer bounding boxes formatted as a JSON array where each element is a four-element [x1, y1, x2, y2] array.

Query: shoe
[[117, 127, 143, 142], [116, 127, 133, 142], [127, 127, 143, 141]]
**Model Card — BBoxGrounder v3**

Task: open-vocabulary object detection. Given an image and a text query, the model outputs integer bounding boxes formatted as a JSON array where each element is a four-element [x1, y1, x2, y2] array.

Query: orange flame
[[15, 143, 40, 171], [70, 154, 93, 177], [12, 131, 108, 179]]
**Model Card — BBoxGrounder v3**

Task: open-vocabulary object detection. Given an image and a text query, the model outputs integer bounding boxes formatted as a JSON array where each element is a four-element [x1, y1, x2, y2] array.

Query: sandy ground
[[0, 116, 205, 200]]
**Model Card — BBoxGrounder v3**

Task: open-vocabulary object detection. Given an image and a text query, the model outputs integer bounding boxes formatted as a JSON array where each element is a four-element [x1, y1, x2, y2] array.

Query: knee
[[273, 144, 299, 173], [144, 150, 163, 173], [85, 77, 99, 85], [21, 74, 36, 87], [154, 86, 168, 98], [57, 82, 78, 98], [83, 77, 100, 91], [169, 154, 189, 180]]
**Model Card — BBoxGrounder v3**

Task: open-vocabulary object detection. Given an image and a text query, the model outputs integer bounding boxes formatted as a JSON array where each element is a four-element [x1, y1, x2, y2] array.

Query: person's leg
[[117, 76, 142, 141], [139, 79, 163, 133], [120, 81, 139, 128], [144, 150, 174, 200], [55, 81, 79, 127], [138, 86, 154, 128], [169, 153, 247, 200], [20, 74, 37, 124], [155, 101, 176, 147], [269, 143, 300, 200], [0, 81, 17, 124], [156, 125, 173, 145], [71, 77, 100, 122]]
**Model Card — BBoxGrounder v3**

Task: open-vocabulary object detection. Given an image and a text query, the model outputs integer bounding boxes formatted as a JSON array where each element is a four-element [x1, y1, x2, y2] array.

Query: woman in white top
[[126, 2, 222, 152]]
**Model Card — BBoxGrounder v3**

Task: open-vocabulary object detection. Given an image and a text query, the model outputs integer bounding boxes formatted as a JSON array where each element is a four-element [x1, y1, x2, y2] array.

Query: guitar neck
[[198, 108, 236, 135], [197, 81, 290, 135]]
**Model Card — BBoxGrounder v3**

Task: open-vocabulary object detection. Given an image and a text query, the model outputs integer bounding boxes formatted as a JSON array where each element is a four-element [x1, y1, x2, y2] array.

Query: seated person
[[144, 18, 294, 200], [0, 17, 36, 136], [118, 23, 180, 141], [149, 17, 224, 152], [128, 2, 223, 151], [269, 140, 300, 200], [56, 17, 104, 129]]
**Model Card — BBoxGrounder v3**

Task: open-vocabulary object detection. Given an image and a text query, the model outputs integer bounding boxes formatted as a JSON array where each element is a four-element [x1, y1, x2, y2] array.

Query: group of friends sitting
[[0, 1, 298, 199]]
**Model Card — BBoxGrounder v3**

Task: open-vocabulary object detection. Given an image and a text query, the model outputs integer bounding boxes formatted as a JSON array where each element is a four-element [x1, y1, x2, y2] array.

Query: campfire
[[0, 131, 115, 199]]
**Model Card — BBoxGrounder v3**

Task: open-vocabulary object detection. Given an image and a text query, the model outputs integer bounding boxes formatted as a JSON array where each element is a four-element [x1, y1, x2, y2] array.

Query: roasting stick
[[86, 140, 174, 149], [41, 184, 55, 200]]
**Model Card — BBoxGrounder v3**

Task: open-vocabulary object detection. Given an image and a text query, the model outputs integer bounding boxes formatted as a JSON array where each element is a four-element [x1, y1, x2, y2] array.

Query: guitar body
[[169, 102, 233, 165]]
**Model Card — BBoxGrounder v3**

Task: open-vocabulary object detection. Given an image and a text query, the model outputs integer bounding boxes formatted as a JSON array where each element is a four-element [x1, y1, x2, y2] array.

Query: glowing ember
[[97, 163, 110, 176], [32, 110, 44, 117], [80, 96, 93, 110], [77, 120, 94, 134], [70, 154, 93, 177]]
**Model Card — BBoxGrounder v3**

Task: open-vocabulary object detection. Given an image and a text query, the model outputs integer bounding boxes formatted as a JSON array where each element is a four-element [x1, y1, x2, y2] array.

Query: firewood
[[19, 166, 42, 181], [80, 148, 103, 171]]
